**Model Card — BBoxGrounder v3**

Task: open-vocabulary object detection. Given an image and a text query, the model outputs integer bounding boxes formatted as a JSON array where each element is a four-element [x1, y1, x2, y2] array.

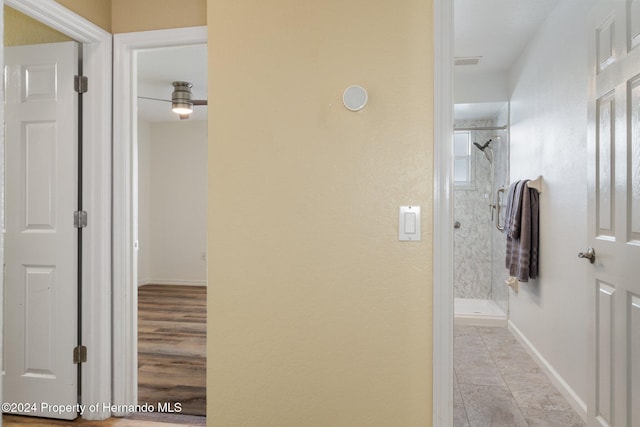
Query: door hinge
[[73, 345, 87, 364], [74, 211, 88, 228], [74, 75, 88, 94]]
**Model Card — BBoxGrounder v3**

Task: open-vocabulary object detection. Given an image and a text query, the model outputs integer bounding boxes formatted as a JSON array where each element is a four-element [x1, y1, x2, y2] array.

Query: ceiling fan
[[138, 81, 207, 120]]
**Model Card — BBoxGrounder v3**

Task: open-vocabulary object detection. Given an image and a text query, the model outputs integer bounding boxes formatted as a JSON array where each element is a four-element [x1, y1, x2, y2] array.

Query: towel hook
[[526, 176, 543, 193]]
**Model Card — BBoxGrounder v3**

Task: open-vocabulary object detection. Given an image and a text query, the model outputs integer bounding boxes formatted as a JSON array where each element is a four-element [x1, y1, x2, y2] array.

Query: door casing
[[433, 0, 455, 425], [1, 0, 112, 420], [112, 26, 208, 414]]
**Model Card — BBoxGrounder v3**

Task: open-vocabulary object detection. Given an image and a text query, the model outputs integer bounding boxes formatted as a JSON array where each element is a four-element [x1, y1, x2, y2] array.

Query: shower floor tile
[[453, 326, 586, 427]]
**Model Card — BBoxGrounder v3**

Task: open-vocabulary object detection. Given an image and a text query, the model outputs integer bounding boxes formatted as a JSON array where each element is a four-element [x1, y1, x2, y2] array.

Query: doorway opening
[[112, 26, 208, 421], [449, 1, 588, 425], [135, 44, 208, 419]]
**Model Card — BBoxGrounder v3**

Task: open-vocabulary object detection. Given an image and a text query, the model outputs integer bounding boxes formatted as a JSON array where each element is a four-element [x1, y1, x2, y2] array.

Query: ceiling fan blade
[[192, 99, 208, 106], [138, 96, 172, 103]]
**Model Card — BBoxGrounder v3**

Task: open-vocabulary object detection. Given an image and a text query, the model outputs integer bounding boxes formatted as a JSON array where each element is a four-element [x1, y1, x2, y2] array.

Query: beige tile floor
[[454, 325, 586, 427]]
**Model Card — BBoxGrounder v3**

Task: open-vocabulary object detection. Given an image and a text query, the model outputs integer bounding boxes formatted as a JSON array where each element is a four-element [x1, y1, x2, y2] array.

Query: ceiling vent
[[454, 56, 482, 66]]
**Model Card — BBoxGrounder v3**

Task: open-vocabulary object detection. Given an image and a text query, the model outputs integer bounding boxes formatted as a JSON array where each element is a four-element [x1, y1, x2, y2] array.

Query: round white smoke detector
[[342, 85, 368, 111]]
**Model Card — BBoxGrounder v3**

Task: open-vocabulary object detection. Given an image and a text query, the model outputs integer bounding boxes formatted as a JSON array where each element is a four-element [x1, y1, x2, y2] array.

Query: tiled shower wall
[[454, 106, 509, 313]]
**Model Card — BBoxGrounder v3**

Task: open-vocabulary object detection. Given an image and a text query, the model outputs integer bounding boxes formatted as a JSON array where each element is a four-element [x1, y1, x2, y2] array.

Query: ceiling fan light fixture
[[172, 103, 193, 115], [171, 81, 194, 115]]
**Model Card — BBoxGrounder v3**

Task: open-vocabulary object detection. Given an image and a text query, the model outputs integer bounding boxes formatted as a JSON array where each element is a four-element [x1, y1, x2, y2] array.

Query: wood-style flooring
[[138, 285, 206, 417], [2, 413, 205, 426], [3, 284, 207, 426]]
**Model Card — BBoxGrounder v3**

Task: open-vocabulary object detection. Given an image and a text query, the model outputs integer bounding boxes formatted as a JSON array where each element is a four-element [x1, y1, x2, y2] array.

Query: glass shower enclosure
[[453, 103, 509, 325]]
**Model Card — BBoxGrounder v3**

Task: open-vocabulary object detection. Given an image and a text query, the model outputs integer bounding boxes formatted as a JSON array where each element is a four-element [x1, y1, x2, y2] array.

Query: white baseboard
[[138, 279, 207, 287], [507, 320, 587, 422]]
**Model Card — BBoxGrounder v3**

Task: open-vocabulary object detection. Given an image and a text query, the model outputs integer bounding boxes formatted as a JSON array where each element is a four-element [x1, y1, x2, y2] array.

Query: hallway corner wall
[[206, 0, 434, 425], [54, 0, 207, 34], [111, 0, 205, 33], [54, 0, 112, 32]]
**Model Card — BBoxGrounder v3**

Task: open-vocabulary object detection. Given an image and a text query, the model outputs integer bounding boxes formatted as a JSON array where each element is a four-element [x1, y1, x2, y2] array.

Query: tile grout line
[[477, 326, 531, 426], [453, 364, 471, 427], [455, 325, 585, 426], [453, 326, 475, 427]]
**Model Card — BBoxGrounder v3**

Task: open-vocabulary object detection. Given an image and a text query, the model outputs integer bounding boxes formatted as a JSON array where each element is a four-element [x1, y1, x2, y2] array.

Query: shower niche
[[453, 102, 509, 325]]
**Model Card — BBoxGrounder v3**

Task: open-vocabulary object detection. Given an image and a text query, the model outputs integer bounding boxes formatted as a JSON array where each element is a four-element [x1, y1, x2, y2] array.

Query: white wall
[[138, 120, 208, 286], [507, 0, 595, 415], [138, 118, 152, 284]]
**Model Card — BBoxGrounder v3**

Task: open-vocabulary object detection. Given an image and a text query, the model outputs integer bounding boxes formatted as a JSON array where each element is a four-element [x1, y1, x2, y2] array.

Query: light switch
[[405, 212, 416, 233], [399, 206, 421, 241]]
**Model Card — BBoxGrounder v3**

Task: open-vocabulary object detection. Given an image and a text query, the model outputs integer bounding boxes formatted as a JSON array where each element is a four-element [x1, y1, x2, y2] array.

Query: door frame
[[1, 0, 112, 420], [112, 26, 208, 414], [432, 0, 454, 425]]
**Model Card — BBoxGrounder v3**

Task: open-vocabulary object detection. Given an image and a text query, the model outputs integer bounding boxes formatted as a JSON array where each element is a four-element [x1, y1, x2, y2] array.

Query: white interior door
[[587, 2, 640, 426], [3, 41, 79, 420]]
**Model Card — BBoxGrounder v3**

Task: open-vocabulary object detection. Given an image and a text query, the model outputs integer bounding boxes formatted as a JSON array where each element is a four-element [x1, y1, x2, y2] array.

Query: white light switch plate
[[399, 206, 421, 241]]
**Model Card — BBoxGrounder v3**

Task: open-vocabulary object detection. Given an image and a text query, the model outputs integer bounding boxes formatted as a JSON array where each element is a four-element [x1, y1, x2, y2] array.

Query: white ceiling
[[137, 45, 208, 122], [455, 0, 560, 72], [455, 0, 560, 119]]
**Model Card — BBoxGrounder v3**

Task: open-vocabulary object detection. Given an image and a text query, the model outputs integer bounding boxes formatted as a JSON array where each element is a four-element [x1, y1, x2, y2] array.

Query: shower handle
[[495, 187, 505, 231]]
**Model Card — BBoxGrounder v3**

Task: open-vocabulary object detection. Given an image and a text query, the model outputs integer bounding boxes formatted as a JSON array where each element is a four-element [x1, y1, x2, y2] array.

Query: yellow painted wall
[[111, 0, 205, 33], [5, 6, 71, 46], [207, 0, 434, 425], [55, 0, 111, 32], [54, 0, 205, 33]]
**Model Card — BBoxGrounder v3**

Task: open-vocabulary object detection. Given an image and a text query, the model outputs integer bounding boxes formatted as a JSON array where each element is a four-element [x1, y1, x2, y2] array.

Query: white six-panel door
[[588, 2, 640, 426], [3, 41, 79, 420]]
